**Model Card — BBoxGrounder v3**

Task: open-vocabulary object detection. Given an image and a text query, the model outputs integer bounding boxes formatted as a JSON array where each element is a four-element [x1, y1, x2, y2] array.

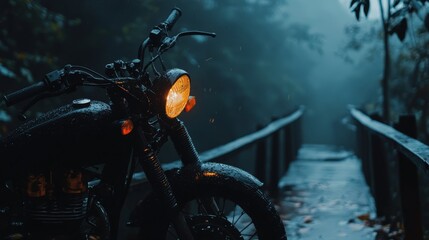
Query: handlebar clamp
[[44, 69, 63, 90]]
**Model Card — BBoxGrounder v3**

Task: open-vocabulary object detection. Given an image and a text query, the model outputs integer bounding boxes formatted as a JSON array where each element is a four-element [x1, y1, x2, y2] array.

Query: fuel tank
[[0, 100, 132, 176]]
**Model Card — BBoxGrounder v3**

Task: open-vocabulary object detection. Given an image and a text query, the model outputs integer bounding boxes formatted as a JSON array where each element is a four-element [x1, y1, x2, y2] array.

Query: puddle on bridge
[[273, 144, 378, 240]]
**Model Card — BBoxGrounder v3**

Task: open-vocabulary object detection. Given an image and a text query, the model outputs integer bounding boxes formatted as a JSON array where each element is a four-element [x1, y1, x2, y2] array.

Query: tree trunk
[[379, 0, 391, 123]]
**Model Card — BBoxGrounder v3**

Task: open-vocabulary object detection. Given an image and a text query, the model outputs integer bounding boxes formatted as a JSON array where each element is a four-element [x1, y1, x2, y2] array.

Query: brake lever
[[176, 31, 216, 38], [158, 30, 216, 52], [158, 30, 216, 54], [160, 30, 216, 51], [159, 36, 177, 52]]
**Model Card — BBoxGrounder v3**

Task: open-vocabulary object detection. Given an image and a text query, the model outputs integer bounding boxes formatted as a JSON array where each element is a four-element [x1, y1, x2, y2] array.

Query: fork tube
[[164, 118, 220, 215], [165, 118, 200, 166], [134, 126, 194, 240]]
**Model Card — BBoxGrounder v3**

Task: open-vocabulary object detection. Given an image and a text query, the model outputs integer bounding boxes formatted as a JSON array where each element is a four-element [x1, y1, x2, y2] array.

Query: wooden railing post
[[363, 128, 374, 195], [270, 129, 280, 197], [356, 124, 369, 185], [290, 123, 296, 160], [367, 114, 390, 218], [370, 134, 390, 218], [355, 122, 362, 159], [295, 118, 302, 157], [256, 125, 267, 185], [395, 115, 423, 240], [284, 125, 293, 173]]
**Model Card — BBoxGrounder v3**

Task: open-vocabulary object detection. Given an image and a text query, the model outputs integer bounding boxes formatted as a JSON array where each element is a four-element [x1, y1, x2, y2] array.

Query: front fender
[[170, 162, 263, 189]]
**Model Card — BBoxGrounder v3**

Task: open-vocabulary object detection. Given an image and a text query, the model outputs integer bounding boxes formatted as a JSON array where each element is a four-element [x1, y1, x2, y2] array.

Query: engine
[[25, 169, 88, 224], [0, 169, 109, 240]]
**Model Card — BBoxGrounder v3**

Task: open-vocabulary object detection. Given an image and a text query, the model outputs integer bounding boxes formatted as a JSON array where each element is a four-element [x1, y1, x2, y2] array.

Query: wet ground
[[275, 144, 377, 240]]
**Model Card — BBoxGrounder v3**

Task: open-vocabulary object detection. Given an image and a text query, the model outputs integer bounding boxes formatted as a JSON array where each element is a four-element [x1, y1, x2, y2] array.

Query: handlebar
[[3, 69, 65, 107], [2, 66, 140, 108], [140, 7, 215, 71], [163, 7, 182, 31], [3, 81, 48, 107]]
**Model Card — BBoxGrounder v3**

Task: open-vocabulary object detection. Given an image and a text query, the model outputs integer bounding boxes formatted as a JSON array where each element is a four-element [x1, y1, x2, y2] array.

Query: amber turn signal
[[121, 119, 134, 136], [185, 96, 196, 112]]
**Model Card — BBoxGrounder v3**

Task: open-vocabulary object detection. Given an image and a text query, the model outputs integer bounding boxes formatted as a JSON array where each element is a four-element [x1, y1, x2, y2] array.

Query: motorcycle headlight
[[163, 69, 191, 118]]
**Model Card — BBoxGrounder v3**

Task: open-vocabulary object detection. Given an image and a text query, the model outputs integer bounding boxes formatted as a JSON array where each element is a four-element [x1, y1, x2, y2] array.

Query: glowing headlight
[[165, 71, 191, 118]]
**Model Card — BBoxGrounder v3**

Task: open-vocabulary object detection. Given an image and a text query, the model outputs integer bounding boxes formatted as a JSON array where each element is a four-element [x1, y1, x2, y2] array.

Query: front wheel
[[137, 179, 287, 240], [170, 185, 286, 239]]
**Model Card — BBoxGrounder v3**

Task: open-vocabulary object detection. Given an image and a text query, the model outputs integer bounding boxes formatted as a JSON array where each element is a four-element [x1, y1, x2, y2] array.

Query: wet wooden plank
[[278, 144, 376, 240]]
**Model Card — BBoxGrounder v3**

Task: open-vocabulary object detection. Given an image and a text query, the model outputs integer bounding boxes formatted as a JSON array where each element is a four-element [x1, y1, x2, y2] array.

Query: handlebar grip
[[163, 7, 182, 31], [3, 81, 48, 106]]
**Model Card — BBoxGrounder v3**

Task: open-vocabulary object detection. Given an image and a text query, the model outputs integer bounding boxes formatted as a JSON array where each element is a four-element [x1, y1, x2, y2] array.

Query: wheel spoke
[[231, 203, 237, 223], [87, 218, 97, 227], [220, 197, 226, 215], [197, 199, 208, 214], [233, 210, 245, 225], [239, 220, 254, 233], [247, 231, 258, 239]]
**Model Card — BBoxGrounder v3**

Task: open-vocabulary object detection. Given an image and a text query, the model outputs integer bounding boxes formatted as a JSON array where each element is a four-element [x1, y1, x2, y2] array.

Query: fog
[[286, 0, 381, 145]]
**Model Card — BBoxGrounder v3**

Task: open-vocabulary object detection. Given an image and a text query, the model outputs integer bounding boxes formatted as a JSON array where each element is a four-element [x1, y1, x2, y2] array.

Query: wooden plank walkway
[[275, 144, 377, 240]]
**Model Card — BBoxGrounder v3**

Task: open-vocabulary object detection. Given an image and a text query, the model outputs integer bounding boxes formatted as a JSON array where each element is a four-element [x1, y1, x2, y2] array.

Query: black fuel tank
[[0, 100, 131, 174]]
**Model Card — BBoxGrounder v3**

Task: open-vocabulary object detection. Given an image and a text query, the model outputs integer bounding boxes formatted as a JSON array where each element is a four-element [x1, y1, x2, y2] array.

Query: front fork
[[134, 125, 194, 240], [165, 118, 221, 214], [165, 118, 200, 166]]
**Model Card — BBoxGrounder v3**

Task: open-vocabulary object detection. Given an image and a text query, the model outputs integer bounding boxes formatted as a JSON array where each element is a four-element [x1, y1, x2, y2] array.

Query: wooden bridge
[[117, 106, 429, 240]]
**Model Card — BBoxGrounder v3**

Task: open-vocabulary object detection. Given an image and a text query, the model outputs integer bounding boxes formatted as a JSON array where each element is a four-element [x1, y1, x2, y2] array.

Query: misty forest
[[2, 0, 429, 239]]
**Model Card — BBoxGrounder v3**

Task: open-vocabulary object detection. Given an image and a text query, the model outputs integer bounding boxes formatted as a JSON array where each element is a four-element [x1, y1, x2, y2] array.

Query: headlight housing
[[165, 73, 190, 118], [154, 68, 191, 118]]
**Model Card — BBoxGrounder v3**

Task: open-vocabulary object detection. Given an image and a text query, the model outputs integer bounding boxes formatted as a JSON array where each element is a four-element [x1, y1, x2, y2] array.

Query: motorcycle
[[0, 7, 287, 240]]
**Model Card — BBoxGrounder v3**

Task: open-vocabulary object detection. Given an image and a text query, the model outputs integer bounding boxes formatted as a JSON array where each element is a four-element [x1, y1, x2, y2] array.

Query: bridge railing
[[350, 107, 427, 240], [129, 105, 305, 195]]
